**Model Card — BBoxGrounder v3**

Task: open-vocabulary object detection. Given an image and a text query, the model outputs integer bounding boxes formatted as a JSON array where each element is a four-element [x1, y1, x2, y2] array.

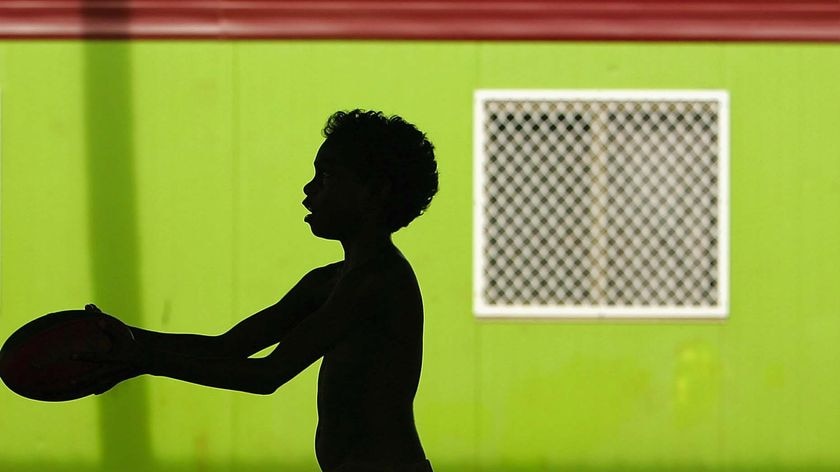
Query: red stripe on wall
[[0, 1, 838, 42]]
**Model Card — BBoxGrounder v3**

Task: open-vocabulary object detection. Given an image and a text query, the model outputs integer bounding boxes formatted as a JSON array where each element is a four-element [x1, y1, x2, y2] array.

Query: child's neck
[[340, 237, 397, 276]]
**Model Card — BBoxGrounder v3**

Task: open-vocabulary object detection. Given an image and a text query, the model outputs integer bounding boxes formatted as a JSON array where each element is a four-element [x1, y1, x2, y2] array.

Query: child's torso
[[314, 250, 426, 469]]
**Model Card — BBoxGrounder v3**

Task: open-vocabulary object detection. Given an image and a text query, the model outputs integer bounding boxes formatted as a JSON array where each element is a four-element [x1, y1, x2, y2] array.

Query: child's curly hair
[[323, 109, 439, 233]]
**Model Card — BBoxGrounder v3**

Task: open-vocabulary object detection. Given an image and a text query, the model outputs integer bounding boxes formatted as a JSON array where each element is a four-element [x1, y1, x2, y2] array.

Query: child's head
[[316, 109, 439, 234]]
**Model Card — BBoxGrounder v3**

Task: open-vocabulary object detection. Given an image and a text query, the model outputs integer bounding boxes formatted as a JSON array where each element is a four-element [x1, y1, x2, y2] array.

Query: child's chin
[[307, 223, 339, 240]]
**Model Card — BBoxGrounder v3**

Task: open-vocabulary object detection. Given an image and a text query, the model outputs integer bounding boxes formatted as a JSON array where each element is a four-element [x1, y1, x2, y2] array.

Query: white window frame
[[472, 89, 730, 320]]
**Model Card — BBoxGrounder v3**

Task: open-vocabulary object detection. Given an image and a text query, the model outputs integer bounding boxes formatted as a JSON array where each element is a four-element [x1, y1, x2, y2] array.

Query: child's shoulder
[[375, 250, 418, 297], [369, 248, 413, 278], [334, 249, 414, 286]]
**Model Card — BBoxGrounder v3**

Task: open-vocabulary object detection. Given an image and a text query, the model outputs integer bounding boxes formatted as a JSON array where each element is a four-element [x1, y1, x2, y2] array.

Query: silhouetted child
[[84, 109, 439, 472]]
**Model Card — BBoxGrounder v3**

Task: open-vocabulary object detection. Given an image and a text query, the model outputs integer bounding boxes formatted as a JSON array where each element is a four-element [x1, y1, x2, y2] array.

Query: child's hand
[[85, 303, 103, 313], [73, 308, 145, 369]]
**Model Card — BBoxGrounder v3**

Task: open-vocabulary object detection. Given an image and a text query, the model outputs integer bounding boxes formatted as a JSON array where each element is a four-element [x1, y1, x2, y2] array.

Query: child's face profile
[[302, 140, 387, 240]]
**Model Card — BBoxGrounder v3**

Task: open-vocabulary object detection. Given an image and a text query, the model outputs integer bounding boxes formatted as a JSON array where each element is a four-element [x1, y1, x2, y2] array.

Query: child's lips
[[302, 200, 315, 222]]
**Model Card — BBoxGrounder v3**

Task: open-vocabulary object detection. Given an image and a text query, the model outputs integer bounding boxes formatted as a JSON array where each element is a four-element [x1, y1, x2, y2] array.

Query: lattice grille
[[474, 91, 728, 317]]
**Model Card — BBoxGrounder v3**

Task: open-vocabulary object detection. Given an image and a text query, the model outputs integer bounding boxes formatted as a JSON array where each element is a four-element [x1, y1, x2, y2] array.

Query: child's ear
[[365, 174, 392, 203], [361, 177, 392, 219]]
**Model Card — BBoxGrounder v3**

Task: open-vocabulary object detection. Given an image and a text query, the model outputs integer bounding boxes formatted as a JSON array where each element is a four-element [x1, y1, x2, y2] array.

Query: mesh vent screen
[[476, 94, 726, 316]]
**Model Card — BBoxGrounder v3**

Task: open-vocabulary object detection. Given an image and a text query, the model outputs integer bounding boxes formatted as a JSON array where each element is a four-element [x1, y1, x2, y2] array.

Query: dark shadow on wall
[[83, 3, 151, 469]]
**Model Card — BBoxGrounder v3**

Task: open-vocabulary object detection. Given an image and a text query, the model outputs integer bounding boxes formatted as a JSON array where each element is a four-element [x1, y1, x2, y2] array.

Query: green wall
[[0, 41, 838, 471]]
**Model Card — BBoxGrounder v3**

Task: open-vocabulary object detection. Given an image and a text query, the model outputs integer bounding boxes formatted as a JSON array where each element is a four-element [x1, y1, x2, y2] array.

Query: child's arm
[[83, 261, 383, 395], [99, 263, 339, 360]]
